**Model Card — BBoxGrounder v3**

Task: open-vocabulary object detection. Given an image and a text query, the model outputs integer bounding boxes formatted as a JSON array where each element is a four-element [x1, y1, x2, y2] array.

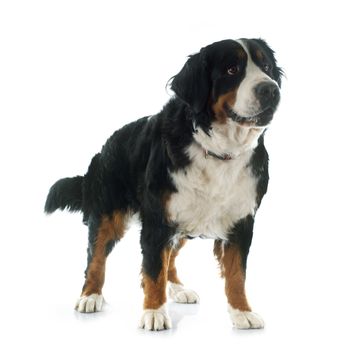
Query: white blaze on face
[[233, 40, 278, 118]]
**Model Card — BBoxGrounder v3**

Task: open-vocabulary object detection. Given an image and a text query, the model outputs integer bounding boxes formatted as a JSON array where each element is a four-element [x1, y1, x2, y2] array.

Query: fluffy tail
[[44, 176, 83, 214]]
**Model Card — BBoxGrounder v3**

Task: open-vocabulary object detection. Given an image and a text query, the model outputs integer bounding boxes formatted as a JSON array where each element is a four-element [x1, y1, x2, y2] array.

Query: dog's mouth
[[226, 107, 275, 127]]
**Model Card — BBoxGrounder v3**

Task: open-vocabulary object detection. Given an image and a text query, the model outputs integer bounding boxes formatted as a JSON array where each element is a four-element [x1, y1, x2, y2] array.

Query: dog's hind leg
[[75, 211, 127, 313], [167, 239, 200, 304]]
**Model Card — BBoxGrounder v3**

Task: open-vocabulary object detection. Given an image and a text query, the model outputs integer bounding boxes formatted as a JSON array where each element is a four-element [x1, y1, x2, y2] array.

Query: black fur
[[251, 134, 270, 207], [45, 39, 282, 286], [171, 50, 211, 114], [248, 38, 284, 87], [45, 176, 83, 213], [228, 215, 255, 272]]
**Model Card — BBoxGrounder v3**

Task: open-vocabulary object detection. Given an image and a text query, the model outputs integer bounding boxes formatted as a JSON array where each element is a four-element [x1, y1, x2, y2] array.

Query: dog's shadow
[[73, 300, 199, 333], [167, 301, 200, 330]]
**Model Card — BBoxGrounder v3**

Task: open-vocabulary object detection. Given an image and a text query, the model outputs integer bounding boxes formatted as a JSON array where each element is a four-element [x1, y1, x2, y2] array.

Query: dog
[[45, 38, 282, 331]]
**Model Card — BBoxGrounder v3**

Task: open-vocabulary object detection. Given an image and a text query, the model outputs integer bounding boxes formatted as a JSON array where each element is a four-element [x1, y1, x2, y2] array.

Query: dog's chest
[[167, 150, 257, 240]]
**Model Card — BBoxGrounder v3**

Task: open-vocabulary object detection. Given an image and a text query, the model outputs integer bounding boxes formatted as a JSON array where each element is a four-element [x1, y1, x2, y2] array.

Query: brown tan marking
[[167, 239, 186, 284], [212, 90, 238, 124], [237, 47, 247, 59], [142, 247, 171, 309], [214, 241, 251, 311], [82, 211, 127, 296], [255, 49, 263, 61]]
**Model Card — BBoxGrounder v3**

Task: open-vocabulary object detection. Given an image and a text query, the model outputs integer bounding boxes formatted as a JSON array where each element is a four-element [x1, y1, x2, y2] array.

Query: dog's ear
[[171, 50, 210, 114]]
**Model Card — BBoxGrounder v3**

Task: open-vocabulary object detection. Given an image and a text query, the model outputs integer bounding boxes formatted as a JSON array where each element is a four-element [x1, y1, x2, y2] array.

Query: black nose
[[255, 82, 280, 108]]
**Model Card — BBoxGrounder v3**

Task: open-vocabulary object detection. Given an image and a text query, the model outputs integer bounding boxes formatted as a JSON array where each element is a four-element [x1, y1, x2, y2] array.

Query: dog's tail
[[44, 176, 83, 214]]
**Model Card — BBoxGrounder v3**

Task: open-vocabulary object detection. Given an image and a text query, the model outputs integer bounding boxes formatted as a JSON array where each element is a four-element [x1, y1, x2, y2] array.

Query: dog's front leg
[[214, 216, 264, 329]]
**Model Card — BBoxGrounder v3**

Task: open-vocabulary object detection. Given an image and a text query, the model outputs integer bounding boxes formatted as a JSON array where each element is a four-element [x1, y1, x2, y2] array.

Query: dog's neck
[[192, 119, 265, 160]]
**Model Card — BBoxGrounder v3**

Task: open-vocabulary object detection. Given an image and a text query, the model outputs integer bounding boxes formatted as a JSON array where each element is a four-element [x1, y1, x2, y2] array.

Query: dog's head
[[171, 39, 282, 128]]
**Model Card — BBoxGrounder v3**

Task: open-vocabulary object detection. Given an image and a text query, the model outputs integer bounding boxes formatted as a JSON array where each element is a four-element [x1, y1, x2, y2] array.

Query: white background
[[1, 0, 349, 349]]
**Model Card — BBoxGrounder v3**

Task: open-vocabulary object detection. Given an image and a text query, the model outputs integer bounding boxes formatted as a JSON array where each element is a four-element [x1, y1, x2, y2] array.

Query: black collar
[[203, 148, 234, 161], [194, 140, 234, 161], [192, 121, 234, 161]]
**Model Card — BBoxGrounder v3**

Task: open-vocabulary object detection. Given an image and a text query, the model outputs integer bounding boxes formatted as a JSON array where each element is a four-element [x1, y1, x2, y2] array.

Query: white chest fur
[[167, 122, 264, 240]]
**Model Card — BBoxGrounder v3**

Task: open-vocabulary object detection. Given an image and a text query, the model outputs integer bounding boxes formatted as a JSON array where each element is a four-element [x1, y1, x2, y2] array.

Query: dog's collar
[[192, 120, 234, 161], [203, 148, 234, 161], [194, 140, 234, 161]]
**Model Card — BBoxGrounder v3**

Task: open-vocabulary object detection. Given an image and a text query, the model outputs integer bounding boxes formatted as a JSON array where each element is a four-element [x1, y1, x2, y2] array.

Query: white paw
[[228, 305, 264, 329], [168, 282, 200, 304], [139, 305, 172, 331], [75, 293, 104, 313]]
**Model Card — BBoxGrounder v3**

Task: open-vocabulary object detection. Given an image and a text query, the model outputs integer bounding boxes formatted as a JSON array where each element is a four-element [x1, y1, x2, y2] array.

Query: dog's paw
[[75, 293, 104, 313], [168, 282, 200, 304], [139, 305, 172, 331], [228, 305, 264, 329]]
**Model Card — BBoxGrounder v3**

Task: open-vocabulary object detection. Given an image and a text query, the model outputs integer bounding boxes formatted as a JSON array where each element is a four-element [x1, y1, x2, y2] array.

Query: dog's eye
[[263, 64, 271, 72], [227, 66, 239, 75]]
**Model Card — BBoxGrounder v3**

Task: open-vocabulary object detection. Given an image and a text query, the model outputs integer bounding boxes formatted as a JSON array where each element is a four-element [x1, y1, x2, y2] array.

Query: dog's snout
[[255, 82, 280, 108]]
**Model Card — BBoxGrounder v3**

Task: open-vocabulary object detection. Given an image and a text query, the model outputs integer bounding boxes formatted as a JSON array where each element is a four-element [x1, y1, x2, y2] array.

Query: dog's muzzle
[[254, 81, 280, 110]]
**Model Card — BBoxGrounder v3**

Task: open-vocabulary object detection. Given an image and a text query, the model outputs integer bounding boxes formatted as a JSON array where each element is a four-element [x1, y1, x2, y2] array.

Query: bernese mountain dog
[[45, 38, 282, 331]]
